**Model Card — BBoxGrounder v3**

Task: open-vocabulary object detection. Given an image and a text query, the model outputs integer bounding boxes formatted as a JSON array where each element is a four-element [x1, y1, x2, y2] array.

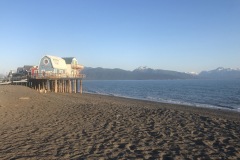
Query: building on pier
[[38, 55, 67, 76], [28, 55, 85, 94]]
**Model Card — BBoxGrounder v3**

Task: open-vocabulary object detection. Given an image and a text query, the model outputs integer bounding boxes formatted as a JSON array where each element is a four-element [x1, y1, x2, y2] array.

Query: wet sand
[[0, 85, 240, 159]]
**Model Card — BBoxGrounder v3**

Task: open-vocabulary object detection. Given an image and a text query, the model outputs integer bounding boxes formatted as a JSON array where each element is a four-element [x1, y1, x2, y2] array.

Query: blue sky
[[0, 0, 239, 74]]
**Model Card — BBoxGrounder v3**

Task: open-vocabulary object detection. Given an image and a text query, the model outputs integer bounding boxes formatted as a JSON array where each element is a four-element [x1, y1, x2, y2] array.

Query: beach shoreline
[[0, 85, 240, 159], [84, 90, 240, 116]]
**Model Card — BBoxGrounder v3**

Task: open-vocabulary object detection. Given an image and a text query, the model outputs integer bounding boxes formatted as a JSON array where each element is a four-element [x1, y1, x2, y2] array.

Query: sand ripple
[[0, 85, 240, 159]]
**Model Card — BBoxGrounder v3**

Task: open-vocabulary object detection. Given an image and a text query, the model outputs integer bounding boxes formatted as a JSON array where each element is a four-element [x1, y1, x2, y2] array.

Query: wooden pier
[[27, 73, 85, 94]]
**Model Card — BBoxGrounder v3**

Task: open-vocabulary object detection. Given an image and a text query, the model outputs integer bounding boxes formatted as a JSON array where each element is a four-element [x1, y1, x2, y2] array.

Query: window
[[73, 60, 77, 65], [43, 58, 49, 65]]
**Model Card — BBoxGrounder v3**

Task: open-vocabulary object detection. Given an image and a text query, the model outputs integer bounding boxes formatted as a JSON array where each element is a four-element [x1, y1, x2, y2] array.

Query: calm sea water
[[82, 80, 240, 112]]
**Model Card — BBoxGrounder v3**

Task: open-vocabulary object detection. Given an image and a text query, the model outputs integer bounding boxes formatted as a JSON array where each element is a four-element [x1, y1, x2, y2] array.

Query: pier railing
[[29, 73, 85, 79], [71, 64, 84, 69]]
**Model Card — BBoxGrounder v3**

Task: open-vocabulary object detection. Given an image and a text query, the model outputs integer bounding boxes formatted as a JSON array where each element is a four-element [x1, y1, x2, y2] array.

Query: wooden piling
[[47, 80, 50, 92], [74, 79, 77, 93], [64, 80, 66, 93], [27, 76, 84, 95], [66, 80, 69, 93], [80, 80, 83, 94], [42, 81, 45, 92], [55, 80, 57, 93], [69, 80, 72, 93], [62, 80, 64, 93]]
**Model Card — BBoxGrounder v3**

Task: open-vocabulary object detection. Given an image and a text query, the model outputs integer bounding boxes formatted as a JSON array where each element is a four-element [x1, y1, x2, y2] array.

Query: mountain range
[[82, 66, 195, 80], [82, 66, 240, 80], [198, 67, 240, 79], [82, 67, 240, 80]]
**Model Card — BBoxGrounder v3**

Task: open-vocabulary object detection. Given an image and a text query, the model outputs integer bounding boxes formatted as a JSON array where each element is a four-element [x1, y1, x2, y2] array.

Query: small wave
[[109, 93, 121, 97], [145, 96, 156, 100], [146, 97, 238, 111], [216, 104, 234, 110], [83, 90, 110, 96], [83, 91, 95, 94]]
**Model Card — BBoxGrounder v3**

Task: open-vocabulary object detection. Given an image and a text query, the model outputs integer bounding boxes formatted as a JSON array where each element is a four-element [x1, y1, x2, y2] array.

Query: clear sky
[[0, 0, 239, 74]]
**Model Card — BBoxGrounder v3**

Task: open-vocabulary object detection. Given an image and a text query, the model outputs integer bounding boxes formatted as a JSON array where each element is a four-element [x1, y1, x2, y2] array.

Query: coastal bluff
[[0, 85, 239, 159]]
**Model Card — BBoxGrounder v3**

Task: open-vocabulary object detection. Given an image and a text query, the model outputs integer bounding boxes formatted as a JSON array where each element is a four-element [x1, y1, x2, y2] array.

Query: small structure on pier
[[17, 65, 33, 74], [28, 55, 85, 94], [62, 57, 84, 76]]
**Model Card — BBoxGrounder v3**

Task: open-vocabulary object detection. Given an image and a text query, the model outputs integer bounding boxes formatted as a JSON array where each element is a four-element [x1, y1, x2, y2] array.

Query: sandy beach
[[0, 85, 239, 159]]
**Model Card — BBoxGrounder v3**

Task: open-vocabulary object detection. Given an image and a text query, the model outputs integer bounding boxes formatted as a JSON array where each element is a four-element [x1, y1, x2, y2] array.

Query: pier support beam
[[74, 80, 77, 93], [42, 81, 45, 92], [62, 80, 64, 93], [55, 80, 58, 93], [27, 78, 83, 94], [80, 80, 83, 94], [47, 80, 50, 92], [59, 80, 61, 93], [69, 80, 72, 93]]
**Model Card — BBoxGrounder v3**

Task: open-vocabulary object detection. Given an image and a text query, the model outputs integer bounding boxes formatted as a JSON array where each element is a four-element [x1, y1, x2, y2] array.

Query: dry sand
[[0, 85, 239, 160]]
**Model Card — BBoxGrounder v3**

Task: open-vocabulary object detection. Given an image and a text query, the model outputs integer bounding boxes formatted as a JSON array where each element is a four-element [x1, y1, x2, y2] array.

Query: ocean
[[82, 80, 240, 112]]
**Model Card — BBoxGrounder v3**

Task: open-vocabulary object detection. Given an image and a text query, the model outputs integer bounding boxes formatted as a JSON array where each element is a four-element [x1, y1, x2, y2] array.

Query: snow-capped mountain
[[215, 67, 239, 72], [199, 67, 240, 79], [135, 66, 150, 71], [82, 66, 240, 80], [185, 72, 199, 75], [82, 66, 195, 80]]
